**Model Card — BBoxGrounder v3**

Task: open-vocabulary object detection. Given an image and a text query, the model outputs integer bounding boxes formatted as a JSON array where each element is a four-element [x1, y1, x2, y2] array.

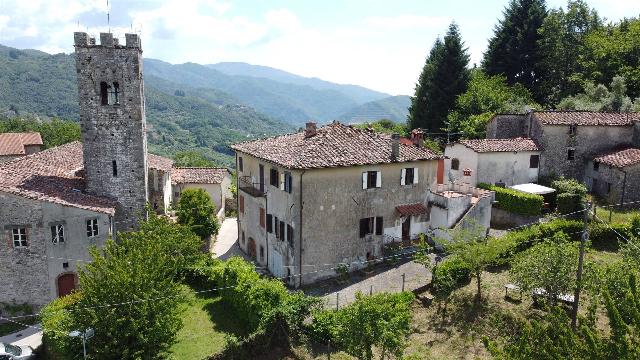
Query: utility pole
[[572, 201, 590, 331]]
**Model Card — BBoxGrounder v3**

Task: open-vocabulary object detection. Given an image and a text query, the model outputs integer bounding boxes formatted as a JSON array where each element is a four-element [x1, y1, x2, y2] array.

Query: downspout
[[235, 153, 241, 249], [298, 170, 306, 288], [264, 192, 268, 269]]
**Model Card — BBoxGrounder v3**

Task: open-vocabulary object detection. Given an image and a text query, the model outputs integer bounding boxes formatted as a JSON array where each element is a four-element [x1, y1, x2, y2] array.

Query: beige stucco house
[[172, 167, 232, 220], [232, 122, 493, 286], [444, 138, 541, 187]]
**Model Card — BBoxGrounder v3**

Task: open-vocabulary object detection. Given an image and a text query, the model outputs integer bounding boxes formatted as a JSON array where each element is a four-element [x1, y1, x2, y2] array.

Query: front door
[[248, 238, 257, 259], [259, 165, 265, 193], [57, 273, 76, 297], [401, 217, 411, 241]]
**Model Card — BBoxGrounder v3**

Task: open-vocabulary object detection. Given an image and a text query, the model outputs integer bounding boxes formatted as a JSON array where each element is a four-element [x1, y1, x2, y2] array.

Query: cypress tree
[[482, 0, 547, 102], [408, 23, 470, 134]]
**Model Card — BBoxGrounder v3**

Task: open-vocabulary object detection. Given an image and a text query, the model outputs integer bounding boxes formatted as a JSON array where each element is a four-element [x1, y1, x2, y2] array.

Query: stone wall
[[585, 161, 640, 205], [490, 207, 541, 229], [537, 125, 634, 181], [0, 192, 111, 307], [74, 32, 148, 232], [486, 114, 528, 139]]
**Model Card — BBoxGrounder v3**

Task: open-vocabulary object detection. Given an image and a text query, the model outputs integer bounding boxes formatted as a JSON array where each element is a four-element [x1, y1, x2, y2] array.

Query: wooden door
[[248, 238, 257, 259], [401, 217, 411, 241], [57, 273, 76, 297]]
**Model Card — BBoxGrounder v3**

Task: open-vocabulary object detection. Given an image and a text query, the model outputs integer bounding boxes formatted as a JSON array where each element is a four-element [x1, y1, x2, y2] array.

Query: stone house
[[0, 132, 43, 163], [172, 167, 232, 221], [444, 138, 541, 187], [232, 122, 493, 286], [0, 32, 231, 307], [487, 111, 640, 204], [0, 142, 115, 307], [586, 148, 640, 205]]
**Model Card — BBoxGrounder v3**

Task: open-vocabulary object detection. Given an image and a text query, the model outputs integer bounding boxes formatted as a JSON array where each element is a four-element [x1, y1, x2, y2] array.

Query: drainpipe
[[264, 192, 268, 269], [235, 153, 241, 249], [298, 170, 306, 288]]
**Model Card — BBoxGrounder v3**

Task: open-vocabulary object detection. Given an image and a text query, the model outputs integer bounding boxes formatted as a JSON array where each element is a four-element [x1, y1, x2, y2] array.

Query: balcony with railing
[[238, 176, 265, 197]]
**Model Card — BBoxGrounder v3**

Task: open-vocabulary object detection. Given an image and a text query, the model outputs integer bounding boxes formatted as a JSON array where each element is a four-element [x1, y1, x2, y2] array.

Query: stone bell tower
[[74, 32, 148, 231]]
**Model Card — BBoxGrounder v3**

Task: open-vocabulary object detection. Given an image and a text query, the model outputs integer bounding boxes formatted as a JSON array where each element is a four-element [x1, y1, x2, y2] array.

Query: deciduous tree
[[176, 188, 220, 239]]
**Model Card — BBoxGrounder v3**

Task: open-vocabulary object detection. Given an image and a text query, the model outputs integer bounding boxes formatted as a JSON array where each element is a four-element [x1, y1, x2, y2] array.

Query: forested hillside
[[0, 45, 293, 166], [337, 95, 410, 123]]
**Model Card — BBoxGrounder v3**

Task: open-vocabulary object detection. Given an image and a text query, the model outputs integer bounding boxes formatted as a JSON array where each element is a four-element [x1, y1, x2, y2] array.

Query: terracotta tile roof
[[457, 138, 540, 152], [171, 167, 229, 185], [593, 148, 640, 168], [0, 132, 43, 156], [148, 153, 174, 171], [231, 122, 442, 169], [395, 203, 429, 216], [533, 111, 639, 126], [0, 142, 117, 214]]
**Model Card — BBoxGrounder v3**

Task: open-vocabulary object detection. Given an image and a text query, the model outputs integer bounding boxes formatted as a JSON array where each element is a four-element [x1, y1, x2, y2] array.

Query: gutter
[[298, 170, 306, 288]]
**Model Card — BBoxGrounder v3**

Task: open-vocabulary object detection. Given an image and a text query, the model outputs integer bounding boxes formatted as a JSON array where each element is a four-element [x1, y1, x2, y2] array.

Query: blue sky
[[0, 0, 638, 95]]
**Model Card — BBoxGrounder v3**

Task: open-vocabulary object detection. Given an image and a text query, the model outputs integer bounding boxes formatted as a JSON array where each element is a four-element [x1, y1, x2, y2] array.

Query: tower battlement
[[73, 32, 141, 49]]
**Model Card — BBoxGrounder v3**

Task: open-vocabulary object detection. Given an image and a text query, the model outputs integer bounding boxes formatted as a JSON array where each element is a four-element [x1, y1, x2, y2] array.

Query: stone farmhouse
[[232, 122, 493, 286], [0, 132, 43, 163], [486, 110, 640, 204], [0, 32, 230, 307], [444, 138, 541, 187]]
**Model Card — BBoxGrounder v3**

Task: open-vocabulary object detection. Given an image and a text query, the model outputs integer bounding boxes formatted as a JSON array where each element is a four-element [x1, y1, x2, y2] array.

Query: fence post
[[609, 207, 613, 223], [327, 339, 331, 360], [401, 273, 406, 292], [336, 292, 339, 311], [370, 285, 373, 296]]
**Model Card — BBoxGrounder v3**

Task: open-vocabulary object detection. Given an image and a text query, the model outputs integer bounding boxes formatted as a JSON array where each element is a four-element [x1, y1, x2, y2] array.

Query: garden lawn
[[169, 285, 247, 360], [594, 206, 640, 224]]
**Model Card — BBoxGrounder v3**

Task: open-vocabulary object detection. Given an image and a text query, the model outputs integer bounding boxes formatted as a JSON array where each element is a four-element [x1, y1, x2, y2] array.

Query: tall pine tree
[[482, 0, 547, 102], [408, 23, 470, 134]]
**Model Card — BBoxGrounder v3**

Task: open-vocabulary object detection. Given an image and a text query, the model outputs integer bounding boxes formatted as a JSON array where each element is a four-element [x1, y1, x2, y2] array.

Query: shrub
[[310, 292, 415, 360], [432, 256, 472, 296], [478, 183, 543, 216], [551, 177, 587, 214], [176, 188, 220, 239], [588, 222, 631, 251]]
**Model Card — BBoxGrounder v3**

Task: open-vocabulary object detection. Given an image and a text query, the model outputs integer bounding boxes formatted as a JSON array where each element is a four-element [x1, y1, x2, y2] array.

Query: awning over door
[[395, 203, 429, 216]]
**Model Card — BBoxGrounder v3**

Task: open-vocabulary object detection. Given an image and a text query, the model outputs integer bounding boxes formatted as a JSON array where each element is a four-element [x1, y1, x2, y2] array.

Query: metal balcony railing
[[238, 176, 265, 197]]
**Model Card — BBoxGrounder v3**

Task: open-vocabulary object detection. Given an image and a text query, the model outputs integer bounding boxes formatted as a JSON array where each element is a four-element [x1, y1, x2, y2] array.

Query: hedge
[[478, 183, 544, 216], [432, 256, 472, 296]]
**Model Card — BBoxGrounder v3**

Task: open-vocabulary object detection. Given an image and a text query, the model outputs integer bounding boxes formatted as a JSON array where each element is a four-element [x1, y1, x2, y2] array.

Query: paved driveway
[[213, 218, 250, 261], [304, 254, 434, 309], [0, 323, 42, 349]]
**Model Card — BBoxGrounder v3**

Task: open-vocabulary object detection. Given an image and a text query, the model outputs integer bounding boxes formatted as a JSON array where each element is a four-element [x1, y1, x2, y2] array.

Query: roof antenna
[[107, 0, 111, 33]]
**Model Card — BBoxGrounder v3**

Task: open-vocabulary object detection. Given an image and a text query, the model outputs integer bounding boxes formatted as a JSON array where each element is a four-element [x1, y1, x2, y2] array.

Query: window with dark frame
[[284, 172, 293, 193], [260, 246, 264, 260], [12, 227, 28, 248], [567, 148, 576, 160], [569, 124, 577, 136], [51, 224, 65, 244], [404, 168, 414, 185], [238, 157, 243, 172], [266, 214, 273, 233], [375, 217, 383, 235], [274, 216, 279, 238], [239, 195, 244, 214], [451, 158, 460, 170], [359, 217, 379, 238], [606, 182, 612, 194], [109, 82, 120, 105], [279, 221, 285, 242], [529, 155, 539, 168], [287, 224, 294, 247], [270, 168, 279, 187], [593, 162, 599, 172], [367, 171, 377, 189], [86, 219, 99, 237], [100, 81, 109, 105], [112, 160, 118, 177]]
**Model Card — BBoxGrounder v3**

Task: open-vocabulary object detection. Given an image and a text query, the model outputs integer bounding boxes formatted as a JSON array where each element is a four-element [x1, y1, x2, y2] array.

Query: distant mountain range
[[0, 43, 410, 165]]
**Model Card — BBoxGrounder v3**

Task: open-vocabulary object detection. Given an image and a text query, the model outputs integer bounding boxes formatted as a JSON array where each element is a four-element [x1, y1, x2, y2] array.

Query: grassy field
[[290, 248, 623, 360], [594, 206, 640, 224], [169, 285, 248, 360]]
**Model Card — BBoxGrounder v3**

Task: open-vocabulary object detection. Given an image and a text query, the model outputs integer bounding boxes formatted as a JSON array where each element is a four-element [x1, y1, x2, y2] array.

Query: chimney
[[304, 121, 317, 138], [391, 133, 400, 161], [411, 128, 424, 147]]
